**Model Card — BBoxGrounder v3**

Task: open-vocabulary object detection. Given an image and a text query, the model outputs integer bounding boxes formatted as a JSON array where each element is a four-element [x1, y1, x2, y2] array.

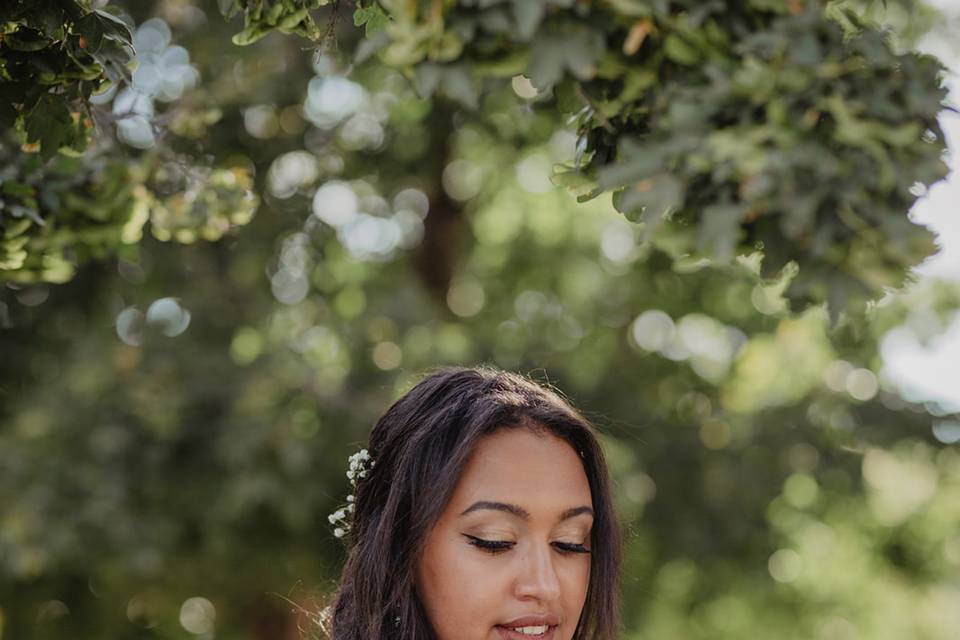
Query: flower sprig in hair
[[328, 448, 374, 539]]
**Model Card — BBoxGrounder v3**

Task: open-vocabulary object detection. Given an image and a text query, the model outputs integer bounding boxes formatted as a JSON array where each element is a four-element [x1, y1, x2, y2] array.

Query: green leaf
[[472, 49, 529, 77], [511, 0, 546, 41], [232, 24, 272, 45], [596, 137, 699, 191], [663, 33, 702, 65], [24, 94, 72, 161], [2, 181, 36, 199], [217, 0, 236, 16], [354, 3, 390, 36], [551, 166, 599, 198], [613, 173, 684, 240], [92, 9, 133, 43], [3, 218, 33, 239], [527, 25, 604, 89], [698, 203, 747, 262], [83, 12, 134, 84], [597, 148, 667, 190], [4, 27, 53, 52], [74, 13, 105, 55], [414, 63, 479, 109]]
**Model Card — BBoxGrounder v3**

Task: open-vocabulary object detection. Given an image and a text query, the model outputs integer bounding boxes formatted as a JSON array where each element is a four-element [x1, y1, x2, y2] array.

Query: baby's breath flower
[[329, 447, 374, 540]]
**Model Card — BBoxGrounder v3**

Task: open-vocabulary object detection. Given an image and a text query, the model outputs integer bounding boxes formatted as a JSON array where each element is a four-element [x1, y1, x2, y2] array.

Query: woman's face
[[415, 427, 594, 640]]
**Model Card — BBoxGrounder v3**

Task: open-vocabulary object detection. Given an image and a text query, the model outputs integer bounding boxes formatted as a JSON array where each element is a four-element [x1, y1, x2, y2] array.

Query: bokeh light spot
[[146, 297, 190, 337], [230, 327, 264, 365], [447, 279, 485, 318], [631, 309, 675, 352], [932, 420, 960, 444], [845, 368, 879, 401], [372, 341, 402, 371], [768, 548, 802, 583], [783, 473, 819, 509], [179, 597, 215, 635], [699, 419, 731, 449], [312, 181, 358, 228], [442, 159, 484, 201], [115, 307, 145, 347]]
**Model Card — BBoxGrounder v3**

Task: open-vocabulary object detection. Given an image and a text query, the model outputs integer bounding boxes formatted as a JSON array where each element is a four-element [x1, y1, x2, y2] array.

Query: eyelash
[[464, 534, 591, 556]]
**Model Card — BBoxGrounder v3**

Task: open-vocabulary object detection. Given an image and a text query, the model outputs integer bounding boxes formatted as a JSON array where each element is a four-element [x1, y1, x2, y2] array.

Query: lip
[[495, 625, 558, 640], [496, 614, 561, 640], [501, 614, 561, 627]]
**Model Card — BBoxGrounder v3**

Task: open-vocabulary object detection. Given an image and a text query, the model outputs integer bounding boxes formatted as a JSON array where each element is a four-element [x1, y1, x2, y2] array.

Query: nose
[[513, 541, 561, 603]]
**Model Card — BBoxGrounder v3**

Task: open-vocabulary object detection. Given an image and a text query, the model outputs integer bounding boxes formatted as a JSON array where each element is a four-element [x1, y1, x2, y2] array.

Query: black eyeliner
[[462, 534, 591, 555], [463, 534, 513, 553]]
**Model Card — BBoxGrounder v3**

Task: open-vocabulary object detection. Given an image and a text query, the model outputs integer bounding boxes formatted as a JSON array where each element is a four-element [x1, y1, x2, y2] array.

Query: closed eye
[[463, 535, 591, 555], [464, 534, 513, 554]]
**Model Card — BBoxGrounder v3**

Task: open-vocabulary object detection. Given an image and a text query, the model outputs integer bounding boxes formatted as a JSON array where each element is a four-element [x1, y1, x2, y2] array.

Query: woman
[[323, 366, 622, 640]]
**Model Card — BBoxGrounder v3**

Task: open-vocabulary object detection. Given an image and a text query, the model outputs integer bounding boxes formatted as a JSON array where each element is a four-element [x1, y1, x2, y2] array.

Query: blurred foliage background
[[2, 0, 960, 639]]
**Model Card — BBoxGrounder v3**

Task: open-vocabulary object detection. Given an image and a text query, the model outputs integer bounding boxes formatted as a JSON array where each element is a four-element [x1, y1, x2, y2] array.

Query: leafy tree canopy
[[1, 0, 257, 284], [0, 0, 953, 319]]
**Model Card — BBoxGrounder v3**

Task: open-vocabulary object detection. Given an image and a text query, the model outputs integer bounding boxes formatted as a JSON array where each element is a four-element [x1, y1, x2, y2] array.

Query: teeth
[[512, 626, 548, 635]]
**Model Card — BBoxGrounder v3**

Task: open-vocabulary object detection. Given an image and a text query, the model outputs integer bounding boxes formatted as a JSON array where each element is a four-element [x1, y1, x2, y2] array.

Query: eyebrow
[[459, 501, 594, 522]]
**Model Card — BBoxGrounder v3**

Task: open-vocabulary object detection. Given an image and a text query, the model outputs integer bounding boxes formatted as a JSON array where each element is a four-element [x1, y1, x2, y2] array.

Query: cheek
[[417, 536, 505, 635], [559, 558, 592, 619]]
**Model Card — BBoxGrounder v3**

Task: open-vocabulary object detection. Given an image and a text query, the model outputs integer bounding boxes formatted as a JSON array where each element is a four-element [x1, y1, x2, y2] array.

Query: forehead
[[449, 427, 592, 514]]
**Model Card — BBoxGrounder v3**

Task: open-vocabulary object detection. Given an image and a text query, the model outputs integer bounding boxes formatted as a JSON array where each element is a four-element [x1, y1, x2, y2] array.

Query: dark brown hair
[[326, 365, 622, 639]]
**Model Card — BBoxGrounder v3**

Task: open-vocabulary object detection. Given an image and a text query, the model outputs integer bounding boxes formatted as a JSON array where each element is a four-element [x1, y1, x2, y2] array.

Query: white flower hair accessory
[[328, 448, 374, 539]]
